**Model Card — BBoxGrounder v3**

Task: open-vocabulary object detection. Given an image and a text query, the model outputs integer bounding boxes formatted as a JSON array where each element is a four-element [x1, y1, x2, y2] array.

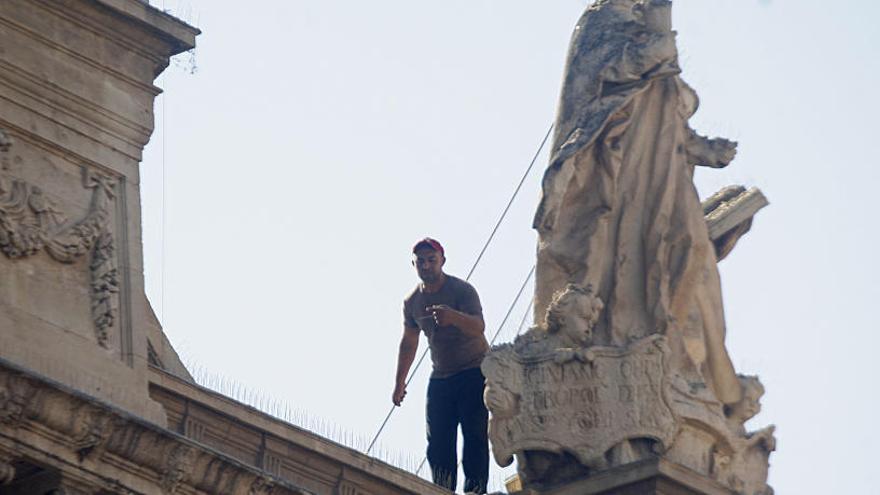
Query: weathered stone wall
[[0, 0, 198, 424]]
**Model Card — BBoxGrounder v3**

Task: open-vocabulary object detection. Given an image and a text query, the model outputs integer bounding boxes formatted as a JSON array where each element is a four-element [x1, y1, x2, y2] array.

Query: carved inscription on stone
[[483, 336, 676, 468]]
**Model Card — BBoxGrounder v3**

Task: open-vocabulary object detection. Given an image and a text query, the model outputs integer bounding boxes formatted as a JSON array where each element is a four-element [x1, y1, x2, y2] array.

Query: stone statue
[[533, 0, 740, 406], [482, 1, 773, 493]]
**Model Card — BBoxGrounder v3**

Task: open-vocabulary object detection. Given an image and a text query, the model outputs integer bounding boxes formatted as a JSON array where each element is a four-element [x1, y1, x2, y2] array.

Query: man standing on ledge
[[393, 238, 490, 494]]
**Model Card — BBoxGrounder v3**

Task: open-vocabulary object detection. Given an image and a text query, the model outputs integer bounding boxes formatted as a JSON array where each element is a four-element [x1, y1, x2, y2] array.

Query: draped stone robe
[[533, 0, 741, 404]]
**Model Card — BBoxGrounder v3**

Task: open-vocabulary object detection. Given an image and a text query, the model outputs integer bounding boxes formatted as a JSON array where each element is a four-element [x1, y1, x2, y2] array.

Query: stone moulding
[[0, 128, 119, 348], [0, 358, 311, 495]]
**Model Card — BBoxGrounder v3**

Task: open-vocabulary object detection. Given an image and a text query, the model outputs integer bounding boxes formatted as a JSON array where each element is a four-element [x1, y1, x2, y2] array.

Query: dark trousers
[[426, 367, 489, 494]]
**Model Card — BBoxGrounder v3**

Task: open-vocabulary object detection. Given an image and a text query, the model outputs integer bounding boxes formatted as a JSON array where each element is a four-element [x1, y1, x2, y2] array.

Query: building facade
[[0, 2, 444, 493]]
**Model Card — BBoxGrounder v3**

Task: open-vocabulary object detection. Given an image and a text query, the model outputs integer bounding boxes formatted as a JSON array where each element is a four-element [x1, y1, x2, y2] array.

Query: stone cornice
[[90, 0, 200, 54], [0, 10, 162, 98], [0, 358, 312, 494], [39, 0, 200, 61]]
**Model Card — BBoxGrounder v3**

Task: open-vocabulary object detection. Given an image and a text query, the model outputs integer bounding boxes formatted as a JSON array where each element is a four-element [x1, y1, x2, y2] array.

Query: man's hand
[[392, 382, 407, 406], [427, 304, 457, 327], [426, 304, 485, 337], [394, 325, 419, 407]]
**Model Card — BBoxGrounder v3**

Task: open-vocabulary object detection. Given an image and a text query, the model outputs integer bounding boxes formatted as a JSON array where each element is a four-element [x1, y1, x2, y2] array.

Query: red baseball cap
[[412, 237, 444, 257]]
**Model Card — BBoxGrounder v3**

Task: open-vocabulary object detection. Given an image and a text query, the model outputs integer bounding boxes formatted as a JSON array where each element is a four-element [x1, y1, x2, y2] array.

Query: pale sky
[[142, 1, 880, 492]]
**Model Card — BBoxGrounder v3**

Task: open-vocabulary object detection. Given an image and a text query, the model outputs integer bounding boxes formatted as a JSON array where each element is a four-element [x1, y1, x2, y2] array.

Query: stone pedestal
[[483, 305, 774, 495], [511, 458, 735, 495]]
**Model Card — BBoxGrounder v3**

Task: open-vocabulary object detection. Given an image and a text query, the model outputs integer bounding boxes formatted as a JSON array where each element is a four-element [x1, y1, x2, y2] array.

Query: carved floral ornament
[[0, 128, 119, 348]]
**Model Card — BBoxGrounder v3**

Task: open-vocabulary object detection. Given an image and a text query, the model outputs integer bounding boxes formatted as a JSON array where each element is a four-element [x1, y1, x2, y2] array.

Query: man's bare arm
[[449, 310, 485, 338], [392, 326, 420, 406], [428, 305, 485, 338]]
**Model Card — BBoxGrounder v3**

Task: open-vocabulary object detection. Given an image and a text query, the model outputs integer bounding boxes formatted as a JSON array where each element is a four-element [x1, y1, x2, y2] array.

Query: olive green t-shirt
[[403, 275, 488, 379]]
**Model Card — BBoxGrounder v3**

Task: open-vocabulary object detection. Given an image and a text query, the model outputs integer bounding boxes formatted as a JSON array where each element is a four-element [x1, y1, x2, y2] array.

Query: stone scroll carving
[[483, 2, 773, 494], [0, 129, 119, 347], [484, 332, 677, 470]]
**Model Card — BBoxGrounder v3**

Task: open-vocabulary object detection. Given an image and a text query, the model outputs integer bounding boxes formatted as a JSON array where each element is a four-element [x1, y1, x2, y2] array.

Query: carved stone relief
[[71, 404, 116, 461], [0, 372, 37, 427], [249, 476, 276, 495], [0, 361, 422, 495], [161, 444, 195, 494], [484, 332, 676, 471], [484, 284, 776, 494], [0, 128, 119, 348]]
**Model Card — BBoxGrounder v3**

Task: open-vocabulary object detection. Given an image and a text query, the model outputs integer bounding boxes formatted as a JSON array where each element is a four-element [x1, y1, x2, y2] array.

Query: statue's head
[[726, 375, 765, 423], [592, 0, 641, 23], [592, 0, 670, 31], [638, 0, 672, 33], [544, 284, 603, 346]]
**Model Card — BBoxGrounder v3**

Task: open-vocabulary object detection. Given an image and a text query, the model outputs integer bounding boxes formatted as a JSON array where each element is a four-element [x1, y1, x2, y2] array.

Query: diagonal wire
[[515, 297, 535, 338], [464, 123, 553, 281], [365, 122, 553, 457], [489, 265, 535, 346]]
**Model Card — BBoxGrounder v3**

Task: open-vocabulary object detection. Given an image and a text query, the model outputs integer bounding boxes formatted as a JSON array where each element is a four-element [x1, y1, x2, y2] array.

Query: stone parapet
[[148, 367, 449, 495]]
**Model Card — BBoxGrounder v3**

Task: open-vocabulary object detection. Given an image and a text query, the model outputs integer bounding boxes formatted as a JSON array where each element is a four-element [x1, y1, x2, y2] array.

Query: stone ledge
[[512, 457, 737, 495], [0, 357, 312, 494], [88, 0, 200, 55]]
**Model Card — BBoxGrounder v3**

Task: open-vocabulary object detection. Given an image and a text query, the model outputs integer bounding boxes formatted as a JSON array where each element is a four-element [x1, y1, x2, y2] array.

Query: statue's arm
[[686, 128, 737, 168]]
